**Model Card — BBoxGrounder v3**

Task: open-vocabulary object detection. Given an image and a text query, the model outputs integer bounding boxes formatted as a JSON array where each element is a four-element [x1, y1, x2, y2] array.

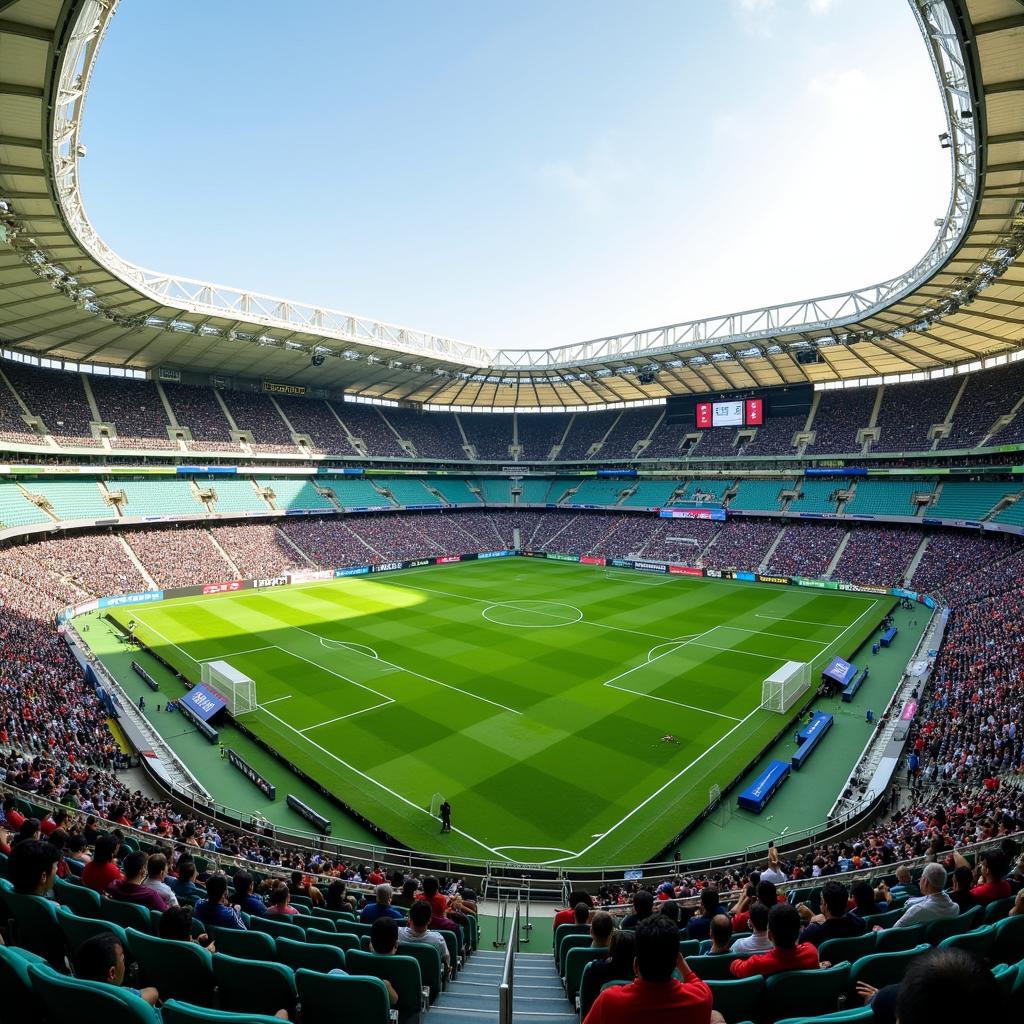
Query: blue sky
[[81, 0, 949, 351]]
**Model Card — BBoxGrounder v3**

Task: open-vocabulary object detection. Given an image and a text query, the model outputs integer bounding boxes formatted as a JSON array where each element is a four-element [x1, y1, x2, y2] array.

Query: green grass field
[[107, 558, 889, 866]]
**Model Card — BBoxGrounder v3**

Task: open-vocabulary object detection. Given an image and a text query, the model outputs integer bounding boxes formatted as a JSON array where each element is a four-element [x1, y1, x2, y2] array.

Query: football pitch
[[108, 558, 890, 866]]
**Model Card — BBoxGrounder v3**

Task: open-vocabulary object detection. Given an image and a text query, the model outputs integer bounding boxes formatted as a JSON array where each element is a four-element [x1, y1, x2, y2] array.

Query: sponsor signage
[[546, 553, 580, 563], [335, 566, 370, 577], [99, 590, 165, 609], [286, 794, 332, 834], [131, 661, 159, 692], [478, 550, 512, 559], [839, 582, 890, 595], [202, 580, 245, 595], [437, 556, 462, 564], [253, 575, 288, 589], [823, 656, 856, 686], [227, 748, 276, 799], [181, 683, 227, 722], [705, 569, 723, 578], [658, 507, 726, 521], [756, 574, 790, 585], [669, 565, 703, 576], [177, 700, 219, 743], [409, 559, 431, 568], [262, 380, 307, 396], [611, 559, 634, 568], [633, 561, 668, 574], [372, 561, 404, 573], [735, 571, 757, 581], [793, 577, 839, 590], [289, 570, 334, 584], [580, 555, 606, 566]]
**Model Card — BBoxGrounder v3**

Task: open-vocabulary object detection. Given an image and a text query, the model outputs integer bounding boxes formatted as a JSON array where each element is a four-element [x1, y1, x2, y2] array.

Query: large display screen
[[696, 398, 763, 428]]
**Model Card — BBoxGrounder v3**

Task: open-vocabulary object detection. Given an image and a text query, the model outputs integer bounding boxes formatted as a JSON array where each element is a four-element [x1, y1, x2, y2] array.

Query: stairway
[[429, 950, 576, 1024]]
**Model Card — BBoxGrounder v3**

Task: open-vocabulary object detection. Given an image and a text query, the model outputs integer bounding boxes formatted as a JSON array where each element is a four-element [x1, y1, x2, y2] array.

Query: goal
[[429, 792, 445, 817], [201, 660, 257, 717], [760, 661, 811, 714]]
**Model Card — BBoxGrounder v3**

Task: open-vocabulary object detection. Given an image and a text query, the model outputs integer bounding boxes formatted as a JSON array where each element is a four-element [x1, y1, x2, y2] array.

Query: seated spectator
[[584, 929, 636, 998], [144, 853, 179, 908], [583, 915, 718, 1024], [760, 847, 788, 885], [588, 910, 615, 953], [288, 869, 324, 907], [193, 874, 247, 930], [167, 856, 203, 904], [731, 879, 780, 932], [232, 870, 266, 917], [892, 863, 958, 928], [553, 890, 593, 930], [621, 889, 655, 930], [66, 833, 91, 869], [889, 866, 921, 901], [686, 888, 728, 941], [798, 881, 867, 946], [398, 899, 451, 970], [366, 917, 402, 1007], [39, 807, 68, 836], [729, 904, 820, 978], [850, 879, 888, 918], [158, 904, 214, 951], [361, 882, 406, 923], [732, 901, 772, 954], [267, 882, 300, 917], [419, 875, 449, 921], [954, 849, 1012, 906], [393, 878, 418, 911], [73, 933, 159, 1007], [81, 833, 123, 893], [949, 865, 979, 913], [325, 879, 355, 912], [708, 915, 733, 955], [107, 850, 168, 912], [9, 838, 60, 896], [573, 901, 592, 927]]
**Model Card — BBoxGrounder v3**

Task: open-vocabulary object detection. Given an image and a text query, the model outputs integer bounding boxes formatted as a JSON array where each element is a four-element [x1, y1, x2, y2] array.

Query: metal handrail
[[498, 900, 520, 1024]]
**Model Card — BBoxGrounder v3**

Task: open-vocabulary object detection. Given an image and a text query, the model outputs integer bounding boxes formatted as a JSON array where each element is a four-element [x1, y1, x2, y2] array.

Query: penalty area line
[[299, 699, 395, 732]]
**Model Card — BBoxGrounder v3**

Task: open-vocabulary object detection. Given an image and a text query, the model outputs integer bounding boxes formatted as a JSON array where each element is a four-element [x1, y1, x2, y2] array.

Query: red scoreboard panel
[[696, 398, 763, 427]]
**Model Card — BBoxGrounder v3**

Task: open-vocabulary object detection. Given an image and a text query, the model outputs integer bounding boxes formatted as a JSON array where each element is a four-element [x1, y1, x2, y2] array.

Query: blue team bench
[[737, 759, 790, 814], [880, 626, 898, 647], [841, 666, 869, 703], [792, 711, 834, 770]]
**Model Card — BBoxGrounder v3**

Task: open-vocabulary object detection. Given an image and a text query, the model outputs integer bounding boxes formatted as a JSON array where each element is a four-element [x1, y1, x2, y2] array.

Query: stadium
[[0, 0, 1022, 1021]]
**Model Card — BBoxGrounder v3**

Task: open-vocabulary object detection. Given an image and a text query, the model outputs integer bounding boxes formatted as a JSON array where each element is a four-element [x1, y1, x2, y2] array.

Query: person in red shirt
[[553, 890, 593, 931], [3, 797, 26, 832], [81, 833, 124, 893], [729, 903, 820, 979], [584, 914, 719, 1024], [954, 848, 1012, 906]]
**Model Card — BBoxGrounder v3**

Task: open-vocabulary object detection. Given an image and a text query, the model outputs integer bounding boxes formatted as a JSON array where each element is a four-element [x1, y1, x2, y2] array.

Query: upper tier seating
[[806, 387, 877, 454], [517, 413, 569, 461], [162, 383, 238, 451], [90, 376, 176, 449], [558, 411, 619, 460], [729, 479, 788, 512], [459, 413, 513, 460], [256, 477, 334, 512], [274, 396, 354, 456], [0, 367, 45, 445], [118, 479, 207, 516], [600, 407, 663, 458], [220, 392, 298, 453], [873, 377, 960, 452], [328, 403, 405, 458], [843, 480, 928, 517], [4, 363, 99, 446], [939, 361, 1024, 449], [380, 407, 465, 460], [928, 481, 1020, 521]]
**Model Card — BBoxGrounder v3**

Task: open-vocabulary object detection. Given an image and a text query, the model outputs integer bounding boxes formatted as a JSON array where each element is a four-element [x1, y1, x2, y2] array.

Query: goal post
[[760, 661, 811, 714], [429, 792, 445, 817], [201, 660, 257, 717]]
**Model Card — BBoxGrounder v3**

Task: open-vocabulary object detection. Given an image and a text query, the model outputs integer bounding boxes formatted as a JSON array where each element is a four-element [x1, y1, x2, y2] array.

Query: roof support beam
[[0, 18, 51, 41]]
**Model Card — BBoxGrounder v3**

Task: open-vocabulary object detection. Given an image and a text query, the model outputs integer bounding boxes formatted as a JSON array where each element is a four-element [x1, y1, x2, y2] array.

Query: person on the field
[[440, 800, 452, 833]]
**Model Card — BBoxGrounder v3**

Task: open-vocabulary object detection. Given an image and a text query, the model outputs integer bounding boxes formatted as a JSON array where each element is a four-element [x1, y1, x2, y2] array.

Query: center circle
[[481, 600, 583, 628]]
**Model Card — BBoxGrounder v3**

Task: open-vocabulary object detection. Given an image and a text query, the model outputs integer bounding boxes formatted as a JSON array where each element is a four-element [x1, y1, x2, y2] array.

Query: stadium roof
[[0, 0, 1021, 408]]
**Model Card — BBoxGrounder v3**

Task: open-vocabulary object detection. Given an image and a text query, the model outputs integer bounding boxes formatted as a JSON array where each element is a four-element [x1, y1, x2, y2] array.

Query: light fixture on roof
[[310, 353, 326, 367], [938, 132, 951, 149]]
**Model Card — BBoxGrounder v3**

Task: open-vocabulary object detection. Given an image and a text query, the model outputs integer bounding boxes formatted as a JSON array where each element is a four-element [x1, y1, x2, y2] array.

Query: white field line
[[273, 645, 394, 704], [259, 695, 292, 706], [291, 624, 521, 716], [199, 645, 273, 661], [299, 700, 394, 732], [601, 629, 742, 722], [256, 703, 507, 860], [720, 625, 832, 646], [755, 613, 847, 628]]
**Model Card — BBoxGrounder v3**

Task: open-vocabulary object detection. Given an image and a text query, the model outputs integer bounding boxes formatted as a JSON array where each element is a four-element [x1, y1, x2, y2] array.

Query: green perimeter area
[[91, 559, 891, 867], [677, 600, 926, 861]]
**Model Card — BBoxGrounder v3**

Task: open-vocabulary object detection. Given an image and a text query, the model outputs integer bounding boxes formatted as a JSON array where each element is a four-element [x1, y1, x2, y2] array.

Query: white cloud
[[806, 0, 840, 13], [534, 140, 637, 216]]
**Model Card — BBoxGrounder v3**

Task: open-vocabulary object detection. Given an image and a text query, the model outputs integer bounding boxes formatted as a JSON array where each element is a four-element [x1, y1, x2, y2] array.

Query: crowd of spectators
[[875, 377, 959, 452], [599, 407, 663, 459], [208, 523, 308, 578], [0, 367, 43, 445], [274, 395, 354, 456], [742, 414, 805, 456], [3, 362, 99, 447], [768, 522, 847, 577], [831, 525, 920, 587], [382, 407, 466, 460], [459, 412, 513, 460], [220, 391, 299, 454], [162, 382, 239, 451], [806, 387, 878, 455], [517, 412, 570, 460], [705, 518, 781, 569], [939, 361, 1024, 450], [329, 401, 406, 457], [6, 532, 147, 599], [124, 526, 235, 588], [559, 410, 618, 460], [90, 376, 178, 450]]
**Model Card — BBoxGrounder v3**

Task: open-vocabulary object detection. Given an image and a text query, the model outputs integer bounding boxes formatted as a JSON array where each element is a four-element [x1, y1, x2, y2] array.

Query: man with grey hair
[[359, 882, 406, 923], [892, 863, 958, 928]]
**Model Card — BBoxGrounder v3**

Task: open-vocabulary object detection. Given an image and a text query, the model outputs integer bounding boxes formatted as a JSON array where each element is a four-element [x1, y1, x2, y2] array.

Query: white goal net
[[201, 660, 257, 717], [760, 661, 811, 714]]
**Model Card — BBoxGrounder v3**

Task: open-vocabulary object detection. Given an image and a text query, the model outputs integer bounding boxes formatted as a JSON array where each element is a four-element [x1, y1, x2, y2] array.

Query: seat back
[[553, 922, 589, 953], [6, 891, 65, 968], [558, 931, 594, 972], [563, 946, 608, 1003], [249, 915, 306, 941], [292, 913, 330, 932], [397, 940, 443, 1001], [992, 914, 1024, 966], [57, 904, 128, 951], [207, 926, 277, 960], [849, 945, 929, 992], [311, 906, 356, 924], [705, 976, 765, 1023], [306, 927, 361, 951], [212, 953, 297, 1016], [775, 1007, 874, 1024], [765, 961, 850, 1021], [937, 924, 995, 957], [101, 898, 153, 933], [162, 999, 286, 1024], [863, 908, 903, 929], [347, 948, 424, 1020], [925, 909, 982, 945], [678, 938, 701, 957], [686, 953, 743, 980], [875, 923, 927, 953], [53, 876, 102, 918], [818, 932, 877, 963], [27, 962, 159, 1024], [0, 944, 40, 1019], [295, 968, 392, 1024], [983, 897, 1015, 925], [124, 927, 215, 1006], [275, 936, 347, 974]]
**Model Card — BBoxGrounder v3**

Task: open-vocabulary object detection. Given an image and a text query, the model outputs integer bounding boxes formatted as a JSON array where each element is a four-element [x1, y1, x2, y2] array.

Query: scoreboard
[[696, 398, 763, 429]]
